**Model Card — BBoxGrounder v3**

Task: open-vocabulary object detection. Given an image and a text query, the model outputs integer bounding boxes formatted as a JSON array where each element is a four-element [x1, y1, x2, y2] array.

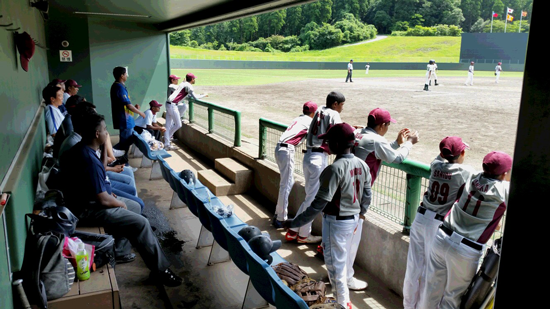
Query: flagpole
[[505, 8, 508, 33], [519, 12, 523, 33], [491, 11, 494, 33]]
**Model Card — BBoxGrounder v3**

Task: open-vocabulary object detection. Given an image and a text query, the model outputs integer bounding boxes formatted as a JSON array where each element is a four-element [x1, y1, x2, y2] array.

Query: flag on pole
[[507, 14, 514, 22], [493, 11, 498, 18], [522, 11, 527, 17], [507, 7, 514, 13]]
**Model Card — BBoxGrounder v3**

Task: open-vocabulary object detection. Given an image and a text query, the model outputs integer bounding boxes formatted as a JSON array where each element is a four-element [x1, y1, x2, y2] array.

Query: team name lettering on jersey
[[433, 169, 452, 180], [472, 178, 489, 193]]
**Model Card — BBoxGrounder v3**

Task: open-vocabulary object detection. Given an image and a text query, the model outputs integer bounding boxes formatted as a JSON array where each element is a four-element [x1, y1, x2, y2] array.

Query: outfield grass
[[170, 36, 461, 63], [172, 69, 524, 86]]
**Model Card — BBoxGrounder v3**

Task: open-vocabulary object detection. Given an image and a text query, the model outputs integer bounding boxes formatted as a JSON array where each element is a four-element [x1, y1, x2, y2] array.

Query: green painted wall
[[0, 214, 13, 309]]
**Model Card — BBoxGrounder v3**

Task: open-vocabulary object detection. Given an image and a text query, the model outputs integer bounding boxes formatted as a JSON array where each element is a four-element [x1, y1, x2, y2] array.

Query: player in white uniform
[[403, 136, 475, 309], [465, 61, 475, 86], [284, 123, 372, 309], [272, 101, 318, 228], [495, 62, 502, 83], [365, 63, 370, 74], [424, 60, 436, 91], [420, 151, 511, 309], [165, 73, 208, 150], [345, 59, 354, 82], [285, 91, 345, 244], [430, 60, 439, 86]]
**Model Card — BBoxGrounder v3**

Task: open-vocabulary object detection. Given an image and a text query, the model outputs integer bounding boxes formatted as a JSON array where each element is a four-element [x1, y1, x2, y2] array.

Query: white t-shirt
[[279, 114, 313, 146], [306, 107, 342, 151], [45, 105, 65, 135], [63, 92, 70, 104], [134, 109, 157, 128]]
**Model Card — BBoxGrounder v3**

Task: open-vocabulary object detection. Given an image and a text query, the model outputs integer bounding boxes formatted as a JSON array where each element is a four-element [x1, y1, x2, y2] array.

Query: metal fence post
[[234, 111, 241, 147], [188, 100, 195, 123], [259, 120, 266, 159], [208, 107, 214, 133], [403, 173, 422, 235]]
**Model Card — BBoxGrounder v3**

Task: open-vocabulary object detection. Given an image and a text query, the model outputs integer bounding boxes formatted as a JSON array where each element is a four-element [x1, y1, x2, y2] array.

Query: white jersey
[[134, 109, 157, 128], [365, 64, 370, 69], [348, 63, 353, 71], [426, 64, 436, 77], [169, 81, 205, 103], [495, 65, 502, 72], [468, 65, 474, 74], [444, 172, 509, 244], [45, 104, 65, 135], [306, 107, 342, 150], [422, 156, 476, 216], [279, 114, 313, 146], [353, 127, 412, 184]]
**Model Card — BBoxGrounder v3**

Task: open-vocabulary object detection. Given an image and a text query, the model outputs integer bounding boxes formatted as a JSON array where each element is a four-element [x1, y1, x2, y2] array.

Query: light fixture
[[74, 12, 151, 18]]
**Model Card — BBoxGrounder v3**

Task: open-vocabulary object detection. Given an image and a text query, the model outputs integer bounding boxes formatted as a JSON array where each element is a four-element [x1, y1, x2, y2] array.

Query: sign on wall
[[59, 50, 72, 62]]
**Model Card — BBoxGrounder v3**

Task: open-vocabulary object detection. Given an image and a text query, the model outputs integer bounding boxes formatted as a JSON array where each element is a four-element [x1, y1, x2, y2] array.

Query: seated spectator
[[50, 79, 68, 114], [43, 84, 65, 137], [59, 112, 182, 286], [53, 95, 86, 160], [64, 79, 82, 103], [134, 100, 166, 141]]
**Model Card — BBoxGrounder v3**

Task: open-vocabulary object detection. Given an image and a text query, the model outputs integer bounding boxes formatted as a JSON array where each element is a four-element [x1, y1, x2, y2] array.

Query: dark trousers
[[346, 70, 353, 82], [134, 126, 161, 141], [114, 128, 136, 161], [78, 200, 170, 272]]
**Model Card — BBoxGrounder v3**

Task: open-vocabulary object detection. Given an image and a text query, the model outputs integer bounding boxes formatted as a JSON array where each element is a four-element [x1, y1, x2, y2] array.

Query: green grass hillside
[[170, 36, 461, 63]]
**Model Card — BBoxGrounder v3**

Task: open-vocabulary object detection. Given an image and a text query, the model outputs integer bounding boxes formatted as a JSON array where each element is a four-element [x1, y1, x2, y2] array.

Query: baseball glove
[[273, 262, 309, 286], [291, 278, 327, 306]]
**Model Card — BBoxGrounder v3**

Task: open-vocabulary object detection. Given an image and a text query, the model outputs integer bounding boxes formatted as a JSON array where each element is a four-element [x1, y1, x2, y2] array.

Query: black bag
[[31, 190, 79, 236], [72, 231, 116, 269]]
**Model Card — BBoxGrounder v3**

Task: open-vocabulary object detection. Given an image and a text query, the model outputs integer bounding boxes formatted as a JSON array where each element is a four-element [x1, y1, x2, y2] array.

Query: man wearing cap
[[403, 136, 475, 309], [43, 84, 66, 137], [168, 74, 181, 98], [64, 79, 82, 104], [420, 151, 511, 309], [284, 123, 372, 309], [165, 73, 208, 150], [346, 59, 354, 83], [272, 101, 318, 228], [134, 100, 166, 142]]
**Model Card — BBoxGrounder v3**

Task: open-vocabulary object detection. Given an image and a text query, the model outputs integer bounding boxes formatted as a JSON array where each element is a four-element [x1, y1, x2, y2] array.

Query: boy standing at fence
[[403, 136, 476, 309], [285, 91, 345, 244], [272, 101, 318, 228], [420, 151, 511, 309], [284, 123, 372, 309]]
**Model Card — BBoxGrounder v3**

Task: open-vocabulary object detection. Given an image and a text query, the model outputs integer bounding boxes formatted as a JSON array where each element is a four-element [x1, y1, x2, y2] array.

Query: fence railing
[[459, 58, 525, 64], [188, 98, 242, 147]]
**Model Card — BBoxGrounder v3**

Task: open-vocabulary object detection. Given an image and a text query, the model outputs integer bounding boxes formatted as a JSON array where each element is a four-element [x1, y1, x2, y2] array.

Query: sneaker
[[116, 253, 136, 264], [297, 234, 322, 244], [347, 277, 368, 290], [113, 149, 126, 157], [346, 302, 353, 309], [272, 215, 284, 229], [127, 165, 138, 172], [316, 244, 324, 256], [151, 268, 183, 287], [285, 230, 298, 241]]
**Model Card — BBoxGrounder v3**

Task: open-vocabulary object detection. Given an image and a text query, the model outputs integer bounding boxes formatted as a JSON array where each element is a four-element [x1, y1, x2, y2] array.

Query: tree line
[[169, 0, 532, 52]]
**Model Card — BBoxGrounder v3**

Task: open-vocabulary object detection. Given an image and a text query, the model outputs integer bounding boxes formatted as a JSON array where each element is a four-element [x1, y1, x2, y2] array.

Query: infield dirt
[[196, 75, 522, 169]]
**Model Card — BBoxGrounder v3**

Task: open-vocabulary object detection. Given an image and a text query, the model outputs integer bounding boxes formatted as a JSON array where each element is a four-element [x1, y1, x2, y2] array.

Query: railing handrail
[[188, 98, 242, 147]]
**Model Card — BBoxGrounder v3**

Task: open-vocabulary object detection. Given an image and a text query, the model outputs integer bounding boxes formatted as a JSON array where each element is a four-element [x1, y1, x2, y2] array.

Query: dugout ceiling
[[50, 0, 319, 31]]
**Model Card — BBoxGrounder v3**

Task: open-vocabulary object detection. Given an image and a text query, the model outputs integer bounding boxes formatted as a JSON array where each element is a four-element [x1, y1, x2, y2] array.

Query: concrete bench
[[48, 226, 120, 309]]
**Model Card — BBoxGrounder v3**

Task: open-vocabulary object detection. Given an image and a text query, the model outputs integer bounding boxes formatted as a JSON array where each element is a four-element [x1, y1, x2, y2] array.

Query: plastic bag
[[63, 237, 95, 270], [213, 203, 233, 218]]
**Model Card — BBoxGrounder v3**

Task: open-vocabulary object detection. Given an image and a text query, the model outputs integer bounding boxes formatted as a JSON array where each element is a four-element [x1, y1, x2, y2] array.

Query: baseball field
[[172, 68, 523, 170]]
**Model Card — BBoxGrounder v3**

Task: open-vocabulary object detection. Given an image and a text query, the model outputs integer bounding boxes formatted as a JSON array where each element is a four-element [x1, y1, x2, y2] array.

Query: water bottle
[[76, 243, 90, 281]]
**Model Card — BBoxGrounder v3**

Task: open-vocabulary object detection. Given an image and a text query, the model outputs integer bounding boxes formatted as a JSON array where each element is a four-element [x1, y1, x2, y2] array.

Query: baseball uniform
[[420, 152, 510, 309], [289, 124, 372, 308], [425, 63, 435, 91], [495, 64, 502, 83], [288, 106, 342, 238], [365, 64, 370, 75], [346, 61, 353, 82], [431, 62, 439, 86], [403, 155, 475, 309], [275, 113, 314, 222], [465, 63, 475, 86]]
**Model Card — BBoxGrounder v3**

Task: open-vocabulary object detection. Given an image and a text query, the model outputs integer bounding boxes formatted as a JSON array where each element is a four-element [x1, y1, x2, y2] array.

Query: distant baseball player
[[495, 62, 503, 83], [285, 91, 345, 244], [365, 63, 370, 75], [272, 101, 318, 228], [165, 73, 208, 150], [402, 136, 476, 309], [465, 61, 475, 86], [284, 123, 372, 309], [430, 60, 439, 86], [420, 151, 512, 309], [424, 60, 436, 91], [345, 59, 353, 83]]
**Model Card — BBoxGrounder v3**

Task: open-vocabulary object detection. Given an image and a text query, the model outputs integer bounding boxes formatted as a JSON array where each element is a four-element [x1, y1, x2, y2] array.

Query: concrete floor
[[114, 139, 404, 309]]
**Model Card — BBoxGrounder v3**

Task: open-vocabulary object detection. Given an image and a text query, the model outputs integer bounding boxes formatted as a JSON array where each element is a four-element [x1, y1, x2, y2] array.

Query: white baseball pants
[[275, 143, 295, 221], [164, 103, 182, 145], [419, 228, 483, 309], [465, 73, 474, 85], [323, 214, 358, 307], [403, 209, 443, 309], [495, 72, 501, 83], [289, 149, 328, 237], [346, 218, 364, 280]]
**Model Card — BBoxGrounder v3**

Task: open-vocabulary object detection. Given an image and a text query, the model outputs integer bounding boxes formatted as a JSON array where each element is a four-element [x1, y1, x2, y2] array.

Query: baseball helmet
[[471, 61, 475, 65], [429, 59, 435, 64], [179, 169, 196, 186], [248, 235, 282, 265], [238, 226, 262, 242], [498, 62, 502, 65], [49, 206, 79, 236]]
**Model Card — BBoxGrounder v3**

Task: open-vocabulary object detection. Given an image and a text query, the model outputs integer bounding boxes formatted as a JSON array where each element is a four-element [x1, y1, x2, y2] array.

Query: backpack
[[72, 230, 116, 270]]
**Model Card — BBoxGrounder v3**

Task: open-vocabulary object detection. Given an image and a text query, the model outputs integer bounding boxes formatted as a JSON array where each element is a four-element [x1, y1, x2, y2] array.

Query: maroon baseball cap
[[65, 79, 82, 88], [15, 32, 35, 72], [318, 123, 356, 142], [149, 100, 163, 107], [52, 78, 66, 84], [303, 101, 318, 114], [186, 73, 196, 80], [369, 108, 396, 125], [169, 74, 181, 80], [482, 151, 512, 175], [439, 136, 469, 159]]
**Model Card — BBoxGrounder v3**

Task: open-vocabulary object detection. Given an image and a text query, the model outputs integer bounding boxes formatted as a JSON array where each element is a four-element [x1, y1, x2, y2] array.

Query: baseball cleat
[[348, 277, 368, 290], [297, 234, 322, 244], [285, 230, 298, 241], [272, 215, 284, 229]]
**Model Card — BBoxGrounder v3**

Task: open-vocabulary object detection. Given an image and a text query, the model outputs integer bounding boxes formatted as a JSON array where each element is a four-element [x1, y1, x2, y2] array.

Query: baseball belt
[[418, 206, 444, 221], [440, 224, 482, 250], [279, 143, 289, 148], [323, 214, 355, 220]]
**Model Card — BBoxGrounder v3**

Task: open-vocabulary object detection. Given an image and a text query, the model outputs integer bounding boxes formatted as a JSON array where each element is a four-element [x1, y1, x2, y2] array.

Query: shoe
[[272, 215, 284, 229], [346, 302, 353, 309], [316, 244, 324, 257], [297, 234, 322, 244], [113, 149, 126, 157], [423, 84, 429, 91], [348, 277, 368, 290], [285, 230, 298, 241], [126, 165, 138, 172], [116, 253, 136, 264], [151, 268, 183, 287], [435, 80, 439, 86]]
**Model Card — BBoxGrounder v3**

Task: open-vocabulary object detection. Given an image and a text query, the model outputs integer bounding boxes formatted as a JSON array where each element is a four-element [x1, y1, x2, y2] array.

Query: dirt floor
[[197, 75, 522, 169]]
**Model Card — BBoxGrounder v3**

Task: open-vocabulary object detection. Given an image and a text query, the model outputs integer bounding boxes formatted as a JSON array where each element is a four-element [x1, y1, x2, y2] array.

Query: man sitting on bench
[[59, 111, 182, 287]]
